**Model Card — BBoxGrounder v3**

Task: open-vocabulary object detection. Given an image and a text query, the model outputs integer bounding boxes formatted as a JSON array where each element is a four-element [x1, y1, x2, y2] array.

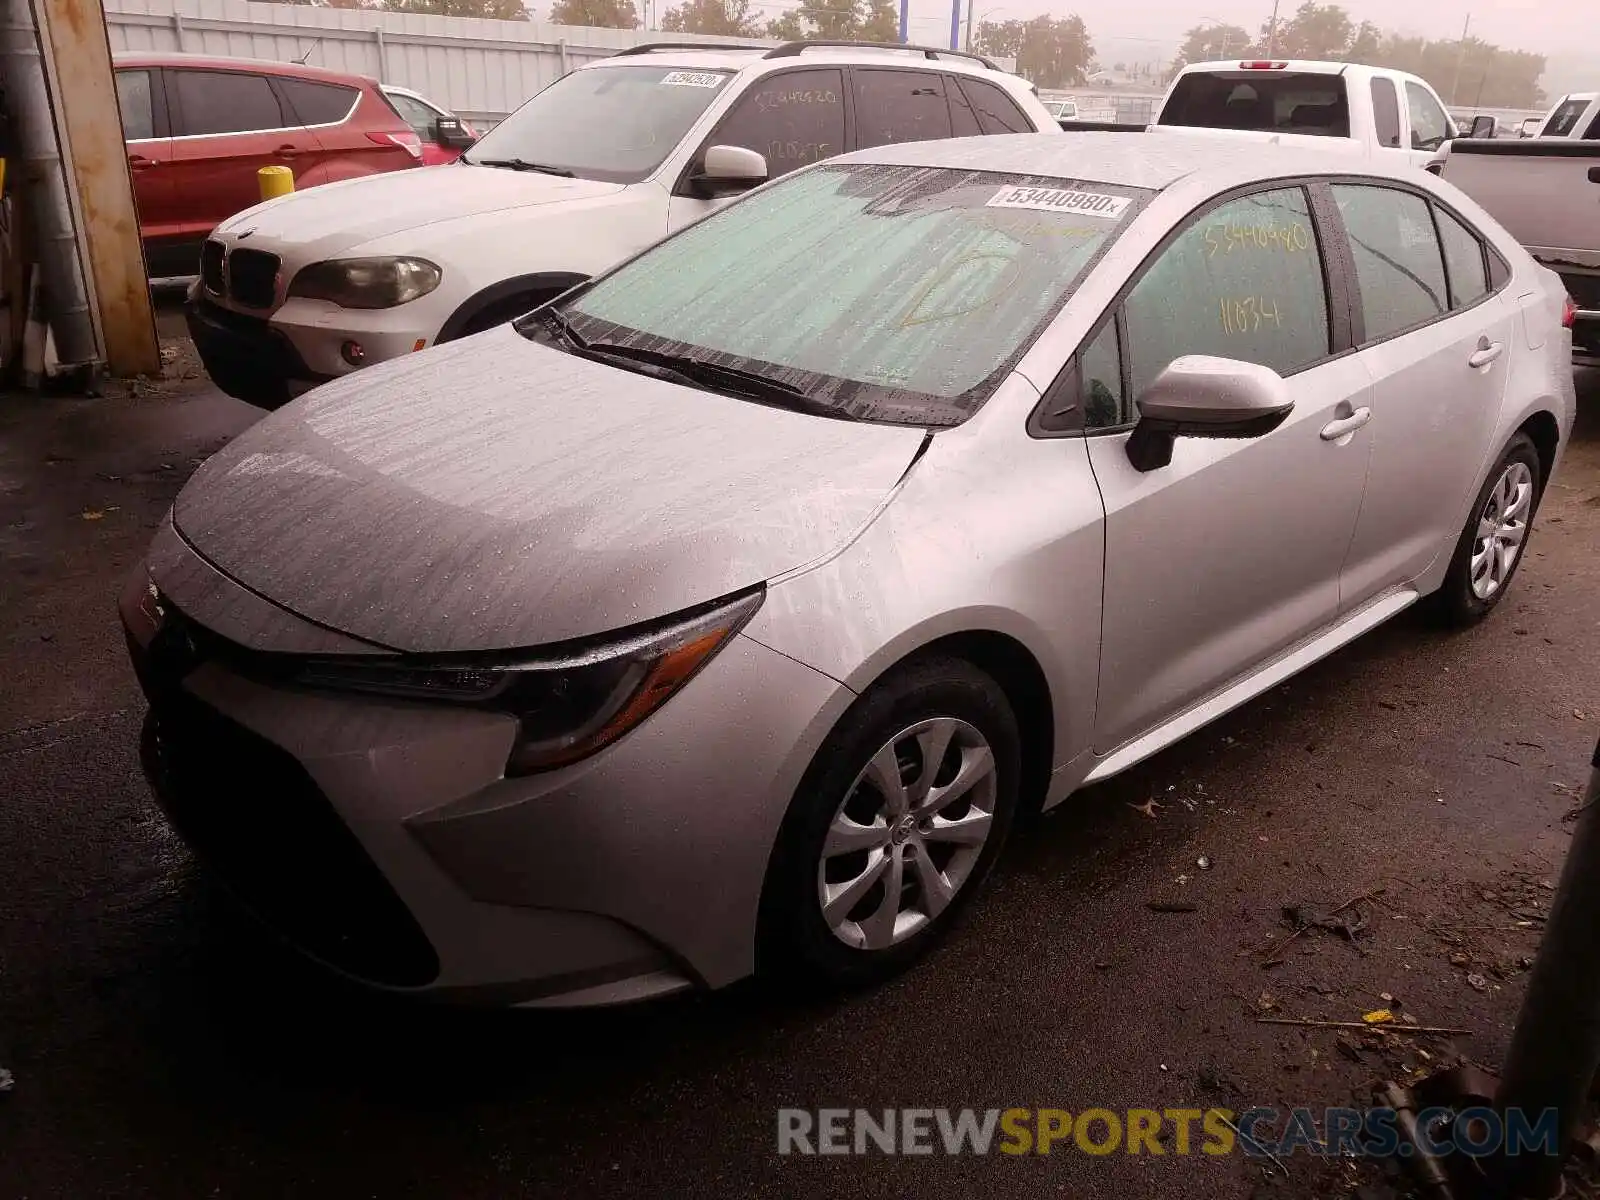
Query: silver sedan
[[122, 133, 1577, 1006]]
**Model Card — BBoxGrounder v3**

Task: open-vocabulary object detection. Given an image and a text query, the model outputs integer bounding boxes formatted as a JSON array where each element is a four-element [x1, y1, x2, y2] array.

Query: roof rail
[[612, 42, 768, 57], [763, 40, 999, 70]]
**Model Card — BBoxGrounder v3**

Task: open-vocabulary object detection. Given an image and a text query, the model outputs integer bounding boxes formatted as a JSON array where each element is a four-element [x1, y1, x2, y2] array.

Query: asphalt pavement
[[1, 367, 1597, 1199]]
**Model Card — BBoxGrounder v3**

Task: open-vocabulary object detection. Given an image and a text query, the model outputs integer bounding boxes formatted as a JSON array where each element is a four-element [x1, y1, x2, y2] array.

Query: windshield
[[527, 163, 1145, 426], [463, 64, 733, 183], [1160, 72, 1351, 137]]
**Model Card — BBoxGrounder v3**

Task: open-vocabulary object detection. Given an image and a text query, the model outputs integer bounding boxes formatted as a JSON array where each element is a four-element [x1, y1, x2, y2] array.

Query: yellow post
[[258, 166, 295, 201]]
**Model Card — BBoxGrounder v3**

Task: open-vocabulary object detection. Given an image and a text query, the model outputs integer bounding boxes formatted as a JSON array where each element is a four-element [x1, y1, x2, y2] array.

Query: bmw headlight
[[295, 588, 764, 775], [286, 256, 442, 309]]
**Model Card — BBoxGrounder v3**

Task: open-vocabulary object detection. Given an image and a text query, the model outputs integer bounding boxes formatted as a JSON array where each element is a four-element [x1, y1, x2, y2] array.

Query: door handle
[[1468, 340, 1504, 369], [273, 144, 304, 158], [127, 154, 157, 171], [1319, 407, 1372, 441]]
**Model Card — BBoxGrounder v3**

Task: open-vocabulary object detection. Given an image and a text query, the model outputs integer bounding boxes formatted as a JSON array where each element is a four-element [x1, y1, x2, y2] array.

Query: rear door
[[272, 75, 364, 177], [849, 68, 954, 149], [1328, 181, 1516, 604], [114, 66, 179, 273], [164, 67, 308, 238]]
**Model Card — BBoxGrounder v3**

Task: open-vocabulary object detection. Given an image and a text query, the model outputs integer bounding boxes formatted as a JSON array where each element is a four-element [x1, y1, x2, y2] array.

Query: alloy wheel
[[816, 717, 998, 951], [1470, 461, 1534, 601]]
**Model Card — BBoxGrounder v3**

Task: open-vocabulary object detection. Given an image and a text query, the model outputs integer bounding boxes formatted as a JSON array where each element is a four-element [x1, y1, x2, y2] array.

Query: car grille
[[134, 603, 440, 989], [200, 239, 226, 296], [226, 247, 282, 309]]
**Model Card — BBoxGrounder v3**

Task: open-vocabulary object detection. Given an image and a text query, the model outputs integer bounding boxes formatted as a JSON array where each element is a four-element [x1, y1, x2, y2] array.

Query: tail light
[[367, 130, 423, 161], [1563, 295, 1577, 329], [1240, 61, 1289, 70]]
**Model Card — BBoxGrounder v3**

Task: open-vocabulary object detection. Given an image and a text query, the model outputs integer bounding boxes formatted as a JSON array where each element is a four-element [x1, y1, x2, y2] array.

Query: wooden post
[[33, 0, 160, 378]]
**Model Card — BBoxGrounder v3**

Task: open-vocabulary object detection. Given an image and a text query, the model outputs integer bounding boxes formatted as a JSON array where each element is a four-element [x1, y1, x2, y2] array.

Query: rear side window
[[278, 78, 359, 126], [852, 69, 954, 148], [116, 69, 155, 141], [1370, 78, 1401, 148], [1122, 187, 1331, 400], [1434, 206, 1490, 308], [1544, 99, 1589, 137], [1160, 71, 1349, 136], [713, 68, 845, 178], [1405, 82, 1451, 150], [171, 70, 284, 136], [1331, 184, 1447, 342], [957, 77, 1032, 133]]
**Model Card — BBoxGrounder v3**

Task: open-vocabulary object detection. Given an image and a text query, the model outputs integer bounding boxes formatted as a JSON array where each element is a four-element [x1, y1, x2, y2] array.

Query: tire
[[450, 291, 558, 340], [1431, 432, 1542, 628], [758, 655, 1021, 989]]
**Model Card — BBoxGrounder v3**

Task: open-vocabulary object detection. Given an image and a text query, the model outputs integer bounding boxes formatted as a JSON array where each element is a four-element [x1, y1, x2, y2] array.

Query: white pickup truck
[[1438, 137, 1600, 366], [1152, 59, 1457, 170]]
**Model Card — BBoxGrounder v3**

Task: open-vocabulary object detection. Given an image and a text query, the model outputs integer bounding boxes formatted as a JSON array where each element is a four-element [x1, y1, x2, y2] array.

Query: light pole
[[1264, 0, 1281, 56]]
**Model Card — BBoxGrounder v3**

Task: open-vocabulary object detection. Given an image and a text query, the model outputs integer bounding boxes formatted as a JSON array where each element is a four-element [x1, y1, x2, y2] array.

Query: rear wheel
[[759, 656, 1020, 989], [1432, 432, 1542, 627]]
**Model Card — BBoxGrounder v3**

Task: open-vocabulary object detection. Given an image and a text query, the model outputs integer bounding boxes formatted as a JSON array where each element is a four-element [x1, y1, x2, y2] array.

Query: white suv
[[185, 40, 1057, 408]]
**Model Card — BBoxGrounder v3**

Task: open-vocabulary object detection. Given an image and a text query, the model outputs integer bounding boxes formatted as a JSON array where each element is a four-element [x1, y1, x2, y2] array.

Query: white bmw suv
[[185, 40, 1057, 408]]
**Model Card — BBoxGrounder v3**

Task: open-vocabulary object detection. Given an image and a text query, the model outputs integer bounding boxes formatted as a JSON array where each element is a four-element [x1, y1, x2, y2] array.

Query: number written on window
[[713, 68, 845, 180]]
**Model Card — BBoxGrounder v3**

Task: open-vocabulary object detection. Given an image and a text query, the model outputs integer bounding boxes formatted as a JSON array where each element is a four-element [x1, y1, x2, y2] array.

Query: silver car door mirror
[[691, 145, 769, 199], [1469, 115, 1497, 139], [1126, 355, 1296, 473]]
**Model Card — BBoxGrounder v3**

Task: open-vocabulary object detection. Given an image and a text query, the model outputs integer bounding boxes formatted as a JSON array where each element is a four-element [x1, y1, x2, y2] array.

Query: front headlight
[[286, 256, 442, 309], [295, 588, 764, 775]]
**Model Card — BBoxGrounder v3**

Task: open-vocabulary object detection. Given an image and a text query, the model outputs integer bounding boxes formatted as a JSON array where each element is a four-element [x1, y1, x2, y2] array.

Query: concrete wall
[[103, 0, 773, 124]]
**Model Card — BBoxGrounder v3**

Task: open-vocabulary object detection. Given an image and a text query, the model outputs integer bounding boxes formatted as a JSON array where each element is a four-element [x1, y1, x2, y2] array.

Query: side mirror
[[690, 144, 768, 199], [1469, 115, 1496, 139], [434, 116, 477, 150], [1125, 356, 1295, 473]]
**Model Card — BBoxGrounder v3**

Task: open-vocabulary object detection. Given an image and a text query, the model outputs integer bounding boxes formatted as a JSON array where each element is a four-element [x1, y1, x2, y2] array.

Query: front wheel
[[759, 656, 1021, 989], [1432, 432, 1542, 627]]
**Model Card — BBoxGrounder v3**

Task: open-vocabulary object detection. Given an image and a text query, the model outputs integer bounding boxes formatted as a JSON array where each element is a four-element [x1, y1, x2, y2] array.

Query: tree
[[661, 0, 760, 35], [546, 0, 638, 26], [764, 0, 871, 40], [1173, 22, 1256, 68], [383, 0, 528, 14], [974, 14, 1092, 88], [1267, 0, 1352, 60], [858, 0, 898, 42]]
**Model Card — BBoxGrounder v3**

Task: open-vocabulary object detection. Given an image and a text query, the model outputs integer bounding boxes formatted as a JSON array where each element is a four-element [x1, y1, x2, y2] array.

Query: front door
[[1328, 182, 1516, 604], [1082, 185, 1375, 751], [666, 67, 847, 236]]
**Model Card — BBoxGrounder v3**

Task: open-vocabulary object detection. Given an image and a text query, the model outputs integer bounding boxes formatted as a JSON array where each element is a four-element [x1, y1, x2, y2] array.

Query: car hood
[[171, 328, 927, 654], [214, 165, 626, 253]]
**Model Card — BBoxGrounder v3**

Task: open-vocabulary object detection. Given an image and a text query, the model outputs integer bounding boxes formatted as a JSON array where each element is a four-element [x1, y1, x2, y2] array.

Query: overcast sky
[[893, 0, 1583, 62]]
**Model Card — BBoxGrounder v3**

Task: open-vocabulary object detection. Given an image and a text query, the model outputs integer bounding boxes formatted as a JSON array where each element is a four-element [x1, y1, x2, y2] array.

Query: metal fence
[[104, 0, 773, 124]]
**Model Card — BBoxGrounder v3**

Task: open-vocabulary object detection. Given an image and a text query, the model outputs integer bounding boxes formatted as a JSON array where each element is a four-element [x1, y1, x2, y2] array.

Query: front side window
[[172, 70, 284, 136], [1371, 78, 1401, 148], [116, 69, 155, 141], [1434, 205, 1490, 308], [465, 65, 732, 184], [541, 165, 1146, 425], [1331, 184, 1447, 342], [710, 68, 845, 179], [278, 78, 359, 127], [386, 91, 440, 140], [853, 70, 955, 148], [1123, 187, 1331, 401], [1406, 82, 1451, 150], [1079, 321, 1125, 429]]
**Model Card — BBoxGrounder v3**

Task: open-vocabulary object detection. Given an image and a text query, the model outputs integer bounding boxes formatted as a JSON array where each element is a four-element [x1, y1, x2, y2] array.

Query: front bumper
[[120, 569, 849, 1006], [186, 296, 328, 410]]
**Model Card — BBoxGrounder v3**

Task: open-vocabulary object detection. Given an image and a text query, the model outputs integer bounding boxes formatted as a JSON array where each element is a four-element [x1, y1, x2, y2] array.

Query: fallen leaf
[[1363, 1009, 1394, 1025], [1128, 798, 1163, 819], [81, 510, 104, 521]]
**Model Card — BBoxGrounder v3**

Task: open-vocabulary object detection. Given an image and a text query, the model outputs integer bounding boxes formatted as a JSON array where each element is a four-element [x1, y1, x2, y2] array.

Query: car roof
[[576, 43, 1029, 87], [834, 130, 1428, 193], [111, 50, 377, 87], [1177, 58, 1413, 81]]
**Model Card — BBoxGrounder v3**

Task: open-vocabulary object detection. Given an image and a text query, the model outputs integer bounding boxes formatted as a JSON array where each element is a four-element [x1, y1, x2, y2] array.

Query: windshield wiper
[[468, 157, 575, 177], [583, 343, 854, 420]]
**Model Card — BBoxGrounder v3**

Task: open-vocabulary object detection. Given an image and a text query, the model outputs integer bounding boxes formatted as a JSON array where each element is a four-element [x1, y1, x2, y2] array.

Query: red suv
[[113, 53, 424, 279]]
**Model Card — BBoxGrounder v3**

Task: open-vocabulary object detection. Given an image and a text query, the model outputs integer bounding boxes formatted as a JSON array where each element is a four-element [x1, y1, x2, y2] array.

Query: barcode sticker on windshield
[[660, 71, 725, 88], [986, 186, 1130, 219]]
